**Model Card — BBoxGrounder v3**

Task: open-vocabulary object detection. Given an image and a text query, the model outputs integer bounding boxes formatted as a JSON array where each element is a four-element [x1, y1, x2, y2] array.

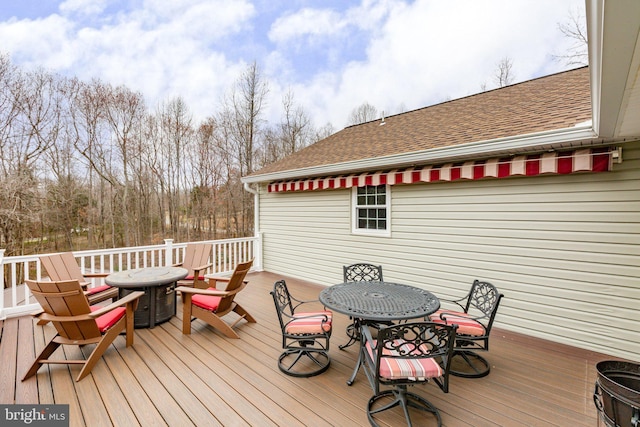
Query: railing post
[[164, 239, 174, 266], [0, 249, 5, 320], [255, 233, 263, 271]]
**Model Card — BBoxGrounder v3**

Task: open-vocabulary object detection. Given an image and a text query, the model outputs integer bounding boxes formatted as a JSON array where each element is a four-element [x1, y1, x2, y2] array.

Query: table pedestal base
[[120, 283, 176, 328]]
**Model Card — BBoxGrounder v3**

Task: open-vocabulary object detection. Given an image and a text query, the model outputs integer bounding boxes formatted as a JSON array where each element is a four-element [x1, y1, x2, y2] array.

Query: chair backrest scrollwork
[[343, 263, 384, 282]]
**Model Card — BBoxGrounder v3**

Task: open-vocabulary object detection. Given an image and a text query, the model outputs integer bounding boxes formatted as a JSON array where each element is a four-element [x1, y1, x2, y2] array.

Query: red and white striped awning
[[268, 148, 614, 193]]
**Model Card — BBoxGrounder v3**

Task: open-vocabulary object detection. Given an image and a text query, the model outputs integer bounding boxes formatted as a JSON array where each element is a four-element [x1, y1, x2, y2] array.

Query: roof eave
[[587, 0, 640, 137], [243, 124, 608, 184]]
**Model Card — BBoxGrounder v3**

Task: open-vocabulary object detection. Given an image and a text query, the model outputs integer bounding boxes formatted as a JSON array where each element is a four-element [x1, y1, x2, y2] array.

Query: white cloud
[[269, 8, 346, 43], [285, 0, 584, 127], [0, 0, 585, 128], [60, 0, 108, 16]]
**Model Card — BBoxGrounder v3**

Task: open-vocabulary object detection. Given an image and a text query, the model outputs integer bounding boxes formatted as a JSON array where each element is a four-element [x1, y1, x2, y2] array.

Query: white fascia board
[[243, 125, 599, 184], [587, 0, 640, 137]]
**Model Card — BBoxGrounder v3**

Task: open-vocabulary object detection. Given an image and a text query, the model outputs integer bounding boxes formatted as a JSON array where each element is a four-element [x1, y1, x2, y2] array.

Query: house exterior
[[243, 1, 640, 361]]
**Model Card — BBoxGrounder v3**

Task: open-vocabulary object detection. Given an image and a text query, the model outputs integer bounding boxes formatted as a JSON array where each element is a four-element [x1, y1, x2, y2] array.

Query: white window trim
[[351, 184, 391, 237]]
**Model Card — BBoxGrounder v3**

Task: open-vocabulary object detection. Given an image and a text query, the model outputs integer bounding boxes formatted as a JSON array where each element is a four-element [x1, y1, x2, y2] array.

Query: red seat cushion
[[285, 311, 332, 334], [91, 306, 126, 332], [429, 309, 485, 336], [191, 288, 222, 311], [85, 284, 113, 295], [185, 275, 205, 280], [366, 339, 443, 381]]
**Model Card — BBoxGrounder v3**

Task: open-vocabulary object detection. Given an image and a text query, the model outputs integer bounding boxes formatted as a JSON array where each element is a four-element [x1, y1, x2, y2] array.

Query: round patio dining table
[[319, 280, 440, 385]]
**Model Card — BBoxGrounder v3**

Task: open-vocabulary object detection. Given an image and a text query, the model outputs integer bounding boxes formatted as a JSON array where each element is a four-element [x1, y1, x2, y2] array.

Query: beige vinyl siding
[[258, 141, 640, 360]]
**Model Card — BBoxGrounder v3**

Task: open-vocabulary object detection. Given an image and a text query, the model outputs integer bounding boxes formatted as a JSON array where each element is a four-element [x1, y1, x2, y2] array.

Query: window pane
[[354, 185, 388, 232]]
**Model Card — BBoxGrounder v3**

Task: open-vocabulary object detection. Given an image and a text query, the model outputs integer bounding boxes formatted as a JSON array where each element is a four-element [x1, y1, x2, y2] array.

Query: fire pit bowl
[[594, 360, 640, 427]]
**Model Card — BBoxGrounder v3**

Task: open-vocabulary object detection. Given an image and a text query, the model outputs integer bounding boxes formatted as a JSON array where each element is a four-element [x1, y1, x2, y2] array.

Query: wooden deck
[[1, 271, 610, 426]]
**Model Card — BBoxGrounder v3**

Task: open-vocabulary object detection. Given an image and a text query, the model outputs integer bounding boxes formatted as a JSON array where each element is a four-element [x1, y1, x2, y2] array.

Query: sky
[[0, 0, 585, 130]]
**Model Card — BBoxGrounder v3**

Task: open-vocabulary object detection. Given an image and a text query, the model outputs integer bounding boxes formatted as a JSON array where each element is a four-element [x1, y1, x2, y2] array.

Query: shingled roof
[[248, 67, 592, 180]]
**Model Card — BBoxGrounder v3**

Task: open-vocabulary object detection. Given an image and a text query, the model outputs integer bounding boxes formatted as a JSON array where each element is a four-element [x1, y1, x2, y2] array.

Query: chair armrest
[[192, 262, 213, 273], [82, 272, 109, 278], [176, 286, 240, 297], [191, 263, 214, 287], [437, 297, 467, 313], [360, 324, 377, 369], [89, 291, 145, 318], [205, 275, 230, 285], [436, 310, 490, 324], [290, 296, 324, 313], [38, 312, 95, 322], [204, 276, 248, 290]]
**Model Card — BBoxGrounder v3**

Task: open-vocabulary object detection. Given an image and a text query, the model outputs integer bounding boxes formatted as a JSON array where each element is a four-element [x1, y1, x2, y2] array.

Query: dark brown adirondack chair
[[176, 259, 255, 338], [23, 279, 143, 382], [40, 252, 118, 305], [173, 243, 213, 289]]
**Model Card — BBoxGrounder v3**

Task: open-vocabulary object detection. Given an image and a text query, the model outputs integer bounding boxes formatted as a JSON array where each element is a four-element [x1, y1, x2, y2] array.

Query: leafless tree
[[260, 89, 314, 166], [279, 89, 312, 156], [313, 122, 335, 142], [0, 55, 328, 256], [158, 97, 194, 240], [221, 61, 269, 236], [189, 118, 224, 239], [0, 62, 64, 255], [348, 102, 378, 125], [102, 84, 146, 246], [494, 57, 515, 87], [554, 7, 588, 66]]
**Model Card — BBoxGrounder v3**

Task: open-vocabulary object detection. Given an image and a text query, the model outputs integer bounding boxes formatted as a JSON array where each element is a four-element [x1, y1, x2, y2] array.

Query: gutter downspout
[[243, 182, 263, 271]]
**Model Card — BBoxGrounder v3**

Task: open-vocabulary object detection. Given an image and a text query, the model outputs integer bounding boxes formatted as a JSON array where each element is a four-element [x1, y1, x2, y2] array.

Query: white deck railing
[[0, 236, 262, 320]]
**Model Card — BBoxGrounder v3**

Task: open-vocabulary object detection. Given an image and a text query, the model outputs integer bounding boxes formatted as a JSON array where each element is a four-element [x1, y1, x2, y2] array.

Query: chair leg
[[205, 314, 241, 339], [125, 302, 135, 347], [22, 340, 61, 381], [182, 294, 193, 334], [232, 303, 256, 323], [367, 387, 442, 427], [449, 350, 491, 378], [76, 317, 126, 382], [278, 348, 331, 378]]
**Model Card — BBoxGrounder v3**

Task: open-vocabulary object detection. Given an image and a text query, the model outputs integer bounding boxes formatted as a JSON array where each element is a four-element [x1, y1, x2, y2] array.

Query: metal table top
[[105, 266, 188, 289], [319, 281, 440, 322]]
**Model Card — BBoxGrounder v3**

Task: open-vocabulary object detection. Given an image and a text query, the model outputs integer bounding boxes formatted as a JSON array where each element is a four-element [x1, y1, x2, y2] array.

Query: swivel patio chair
[[177, 258, 255, 338], [173, 242, 213, 289], [362, 321, 457, 427], [271, 279, 333, 377], [40, 252, 118, 305], [23, 279, 143, 382], [341, 263, 390, 350], [428, 280, 503, 378]]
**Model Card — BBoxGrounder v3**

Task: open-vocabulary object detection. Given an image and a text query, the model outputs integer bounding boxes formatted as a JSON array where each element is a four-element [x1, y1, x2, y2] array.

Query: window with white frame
[[352, 184, 390, 236]]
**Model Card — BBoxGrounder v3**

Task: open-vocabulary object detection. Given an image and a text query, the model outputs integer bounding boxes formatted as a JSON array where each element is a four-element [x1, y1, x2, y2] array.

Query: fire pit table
[[106, 266, 188, 328]]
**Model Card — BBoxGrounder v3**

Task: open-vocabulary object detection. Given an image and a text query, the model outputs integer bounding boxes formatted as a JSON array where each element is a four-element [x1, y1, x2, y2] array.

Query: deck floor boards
[[1, 271, 612, 426]]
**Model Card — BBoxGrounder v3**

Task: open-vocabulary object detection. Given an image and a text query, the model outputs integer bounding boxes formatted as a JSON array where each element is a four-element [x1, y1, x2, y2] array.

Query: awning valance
[[267, 148, 614, 193]]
